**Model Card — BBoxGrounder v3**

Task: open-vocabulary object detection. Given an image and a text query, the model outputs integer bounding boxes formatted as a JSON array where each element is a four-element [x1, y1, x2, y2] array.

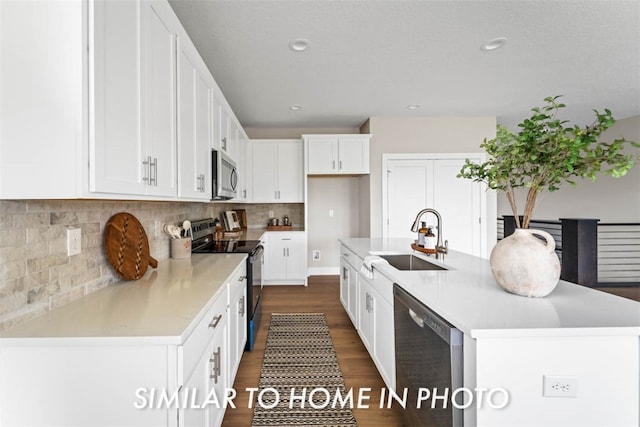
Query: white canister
[[170, 237, 192, 259]]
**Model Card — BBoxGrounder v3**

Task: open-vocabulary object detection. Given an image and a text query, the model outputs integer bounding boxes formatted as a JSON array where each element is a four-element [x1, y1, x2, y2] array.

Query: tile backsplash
[[0, 199, 303, 332]]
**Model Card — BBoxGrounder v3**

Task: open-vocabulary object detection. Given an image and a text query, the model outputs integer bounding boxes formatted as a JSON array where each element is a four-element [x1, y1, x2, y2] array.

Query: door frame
[[381, 152, 496, 259]]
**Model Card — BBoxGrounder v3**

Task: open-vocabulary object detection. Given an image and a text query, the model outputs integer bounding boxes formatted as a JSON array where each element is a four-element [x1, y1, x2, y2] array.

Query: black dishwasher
[[394, 284, 464, 427]]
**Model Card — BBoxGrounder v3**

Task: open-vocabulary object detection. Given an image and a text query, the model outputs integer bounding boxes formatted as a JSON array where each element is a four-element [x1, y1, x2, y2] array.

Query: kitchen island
[[340, 237, 640, 427]]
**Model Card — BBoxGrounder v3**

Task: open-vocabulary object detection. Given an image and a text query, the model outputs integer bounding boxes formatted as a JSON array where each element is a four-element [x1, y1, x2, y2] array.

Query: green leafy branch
[[458, 96, 640, 229]]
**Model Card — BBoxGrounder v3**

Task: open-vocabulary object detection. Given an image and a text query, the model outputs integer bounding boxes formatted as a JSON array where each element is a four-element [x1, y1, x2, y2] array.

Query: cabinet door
[[306, 136, 338, 174], [182, 344, 211, 426], [228, 272, 247, 381], [265, 235, 288, 280], [373, 291, 395, 390], [358, 279, 374, 353], [208, 315, 228, 427], [177, 36, 211, 200], [340, 260, 350, 309], [235, 134, 249, 201], [338, 136, 370, 174], [251, 141, 279, 202], [91, 0, 147, 195], [285, 234, 308, 280], [141, 0, 177, 197], [276, 140, 304, 202], [213, 92, 230, 154]]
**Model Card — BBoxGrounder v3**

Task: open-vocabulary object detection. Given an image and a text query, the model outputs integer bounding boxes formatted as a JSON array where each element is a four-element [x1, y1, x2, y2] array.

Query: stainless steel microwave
[[212, 149, 237, 200]]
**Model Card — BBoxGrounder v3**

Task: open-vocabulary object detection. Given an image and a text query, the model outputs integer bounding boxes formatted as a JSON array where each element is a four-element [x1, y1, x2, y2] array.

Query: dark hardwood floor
[[222, 276, 405, 427]]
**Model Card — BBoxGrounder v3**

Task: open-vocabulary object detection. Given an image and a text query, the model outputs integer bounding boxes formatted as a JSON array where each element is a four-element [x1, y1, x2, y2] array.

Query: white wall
[[306, 177, 364, 274], [497, 115, 640, 222]]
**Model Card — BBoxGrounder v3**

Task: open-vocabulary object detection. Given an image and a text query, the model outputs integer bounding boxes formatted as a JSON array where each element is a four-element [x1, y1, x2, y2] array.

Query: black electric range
[[189, 218, 264, 351]]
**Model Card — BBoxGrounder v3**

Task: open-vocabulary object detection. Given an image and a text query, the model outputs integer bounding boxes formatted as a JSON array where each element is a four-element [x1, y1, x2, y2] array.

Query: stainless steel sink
[[379, 254, 448, 271]]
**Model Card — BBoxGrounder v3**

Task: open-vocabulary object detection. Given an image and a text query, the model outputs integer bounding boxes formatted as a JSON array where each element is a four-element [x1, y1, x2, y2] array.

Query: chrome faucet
[[410, 208, 448, 254]]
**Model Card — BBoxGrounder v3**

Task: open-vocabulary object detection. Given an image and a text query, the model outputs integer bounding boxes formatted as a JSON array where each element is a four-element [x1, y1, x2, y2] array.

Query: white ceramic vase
[[490, 228, 561, 298]]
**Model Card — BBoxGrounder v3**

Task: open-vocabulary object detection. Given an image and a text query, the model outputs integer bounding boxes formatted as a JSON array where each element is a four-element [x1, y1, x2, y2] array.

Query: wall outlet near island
[[312, 250, 321, 260], [543, 375, 578, 398]]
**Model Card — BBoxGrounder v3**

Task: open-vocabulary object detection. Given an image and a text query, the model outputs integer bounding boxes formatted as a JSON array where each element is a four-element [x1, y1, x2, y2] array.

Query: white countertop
[[340, 237, 640, 338], [0, 253, 247, 345]]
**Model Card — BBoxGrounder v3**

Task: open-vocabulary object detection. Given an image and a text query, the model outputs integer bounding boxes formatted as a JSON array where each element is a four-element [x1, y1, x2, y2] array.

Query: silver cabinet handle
[[142, 156, 151, 185], [221, 137, 227, 151], [286, 248, 290, 256], [208, 314, 223, 329], [149, 157, 158, 186], [332, 160, 336, 170], [209, 346, 221, 383], [239, 296, 245, 316], [238, 275, 246, 282], [339, 160, 343, 170]]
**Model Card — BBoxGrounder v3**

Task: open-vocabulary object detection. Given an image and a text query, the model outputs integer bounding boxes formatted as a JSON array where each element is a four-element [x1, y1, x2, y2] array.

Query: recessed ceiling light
[[289, 105, 302, 111], [481, 37, 508, 52], [407, 104, 421, 110], [289, 38, 310, 52]]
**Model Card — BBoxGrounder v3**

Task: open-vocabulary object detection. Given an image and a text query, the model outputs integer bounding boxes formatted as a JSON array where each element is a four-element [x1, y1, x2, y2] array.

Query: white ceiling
[[168, 0, 640, 132]]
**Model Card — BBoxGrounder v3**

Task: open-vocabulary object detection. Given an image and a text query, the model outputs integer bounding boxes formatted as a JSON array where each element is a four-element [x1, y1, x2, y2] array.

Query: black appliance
[[394, 284, 464, 426], [212, 149, 237, 200], [190, 218, 263, 351]]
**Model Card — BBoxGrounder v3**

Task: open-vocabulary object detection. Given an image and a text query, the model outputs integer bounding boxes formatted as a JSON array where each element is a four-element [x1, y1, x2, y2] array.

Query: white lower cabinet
[[263, 232, 308, 285], [0, 261, 249, 427], [182, 295, 228, 427], [339, 245, 360, 327], [350, 257, 396, 390], [228, 265, 247, 381]]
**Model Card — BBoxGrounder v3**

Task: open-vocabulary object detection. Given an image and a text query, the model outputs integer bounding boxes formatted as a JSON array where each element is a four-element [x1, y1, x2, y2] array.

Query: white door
[[385, 156, 483, 257], [432, 159, 481, 257], [386, 160, 430, 239]]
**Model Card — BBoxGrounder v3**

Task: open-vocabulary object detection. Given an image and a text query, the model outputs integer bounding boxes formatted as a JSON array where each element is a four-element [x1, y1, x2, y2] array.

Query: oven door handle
[[408, 309, 425, 328]]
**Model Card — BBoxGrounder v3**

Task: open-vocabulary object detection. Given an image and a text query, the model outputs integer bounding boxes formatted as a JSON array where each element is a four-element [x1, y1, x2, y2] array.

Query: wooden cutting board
[[104, 212, 158, 280]]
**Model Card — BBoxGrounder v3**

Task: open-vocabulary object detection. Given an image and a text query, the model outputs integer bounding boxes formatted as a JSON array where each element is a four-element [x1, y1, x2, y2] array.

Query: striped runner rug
[[251, 313, 357, 426]]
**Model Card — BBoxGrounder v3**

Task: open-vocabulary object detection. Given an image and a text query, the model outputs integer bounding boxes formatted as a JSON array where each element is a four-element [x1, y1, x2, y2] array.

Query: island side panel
[[474, 335, 639, 426]]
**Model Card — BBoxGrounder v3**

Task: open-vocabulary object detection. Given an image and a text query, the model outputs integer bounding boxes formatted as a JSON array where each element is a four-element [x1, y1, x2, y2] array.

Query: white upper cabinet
[[177, 35, 213, 200], [93, 0, 178, 197], [0, 0, 246, 201], [139, 0, 178, 197], [250, 139, 304, 203], [304, 134, 371, 175]]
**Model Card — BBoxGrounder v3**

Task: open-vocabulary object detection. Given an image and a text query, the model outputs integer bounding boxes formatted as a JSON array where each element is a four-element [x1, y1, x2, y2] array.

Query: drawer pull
[[208, 314, 223, 329], [238, 275, 246, 282], [209, 346, 221, 383]]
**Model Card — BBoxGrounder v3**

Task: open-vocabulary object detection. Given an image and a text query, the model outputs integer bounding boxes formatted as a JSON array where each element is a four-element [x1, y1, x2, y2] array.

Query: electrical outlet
[[312, 250, 321, 260], [268, 210, 274, 218], [66, 227, 81, 256], [543, 375, 578, 398]]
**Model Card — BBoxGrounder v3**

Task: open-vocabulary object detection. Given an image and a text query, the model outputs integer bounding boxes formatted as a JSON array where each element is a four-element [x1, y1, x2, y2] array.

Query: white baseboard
[[308, 267, 340, 276]]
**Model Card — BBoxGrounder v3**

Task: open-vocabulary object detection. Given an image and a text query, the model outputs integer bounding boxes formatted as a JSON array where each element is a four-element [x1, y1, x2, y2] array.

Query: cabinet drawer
[[340, 244, 361, 269], [180, 287, 228, 381]]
